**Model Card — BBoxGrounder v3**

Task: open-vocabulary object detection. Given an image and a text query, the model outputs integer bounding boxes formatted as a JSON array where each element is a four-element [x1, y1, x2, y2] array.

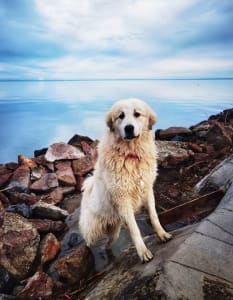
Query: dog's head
[[106, 98, 156, 140]]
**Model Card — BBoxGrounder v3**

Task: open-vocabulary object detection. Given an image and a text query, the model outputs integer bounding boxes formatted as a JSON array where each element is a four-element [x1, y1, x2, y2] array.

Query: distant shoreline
[[0, 77, 233, 82]]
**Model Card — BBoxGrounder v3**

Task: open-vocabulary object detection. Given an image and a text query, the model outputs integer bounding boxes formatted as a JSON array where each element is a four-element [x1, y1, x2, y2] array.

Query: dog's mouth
[[124, 134, 139, 141]]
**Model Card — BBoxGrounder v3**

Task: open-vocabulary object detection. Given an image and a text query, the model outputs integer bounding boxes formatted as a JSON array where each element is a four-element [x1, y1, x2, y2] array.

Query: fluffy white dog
[[79, 98, 171, 262]]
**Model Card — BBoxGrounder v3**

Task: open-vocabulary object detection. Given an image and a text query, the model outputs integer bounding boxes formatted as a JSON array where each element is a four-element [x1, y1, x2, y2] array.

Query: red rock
[[72, 155, 94, 176], [0, 200, 4, 226], [17, 271, 53, 298], [194, 153, 209, 162], [28, 219, 66, 233], [205, 145, 215, 154], [34, 155, 55, 171], [5, 162, 18, 170], [156, 127, 192, 140], [207, 122, 232, 149], [30, 173, 58, 192], [76, 175, 86, 192], [189, 143, 203, 153], [18, 155, 37, 168], [0, 165, 12, 187], [48, 244, 94, 285], [45, 142, 84, 162], [40, 233, 60, 265], [31, 165, 48, 181], [61, 186, 76, 195], [68, 134, 93, 148], [55, 160, 71, 171], [0, 192, 10, 205], [8, 165, 30, 192], [7, 192, 38, 206], [0, 212, 40, 280], [167, 152, 189, 165], [41, 187, 64, 204], [56, 166, 76, 186]]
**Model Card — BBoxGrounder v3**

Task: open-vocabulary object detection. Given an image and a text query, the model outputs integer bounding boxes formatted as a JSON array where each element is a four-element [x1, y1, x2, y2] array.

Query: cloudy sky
[[0, 0, 233, 80]]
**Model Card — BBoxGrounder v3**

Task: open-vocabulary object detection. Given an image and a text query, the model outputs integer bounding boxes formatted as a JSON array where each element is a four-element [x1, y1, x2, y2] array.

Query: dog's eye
[[134, 112, 141, 118], [118, 112, 125, 120]]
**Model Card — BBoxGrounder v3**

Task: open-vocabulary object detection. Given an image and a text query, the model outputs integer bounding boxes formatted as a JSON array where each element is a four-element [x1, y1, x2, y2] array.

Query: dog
[[79, 98, 172, 262]]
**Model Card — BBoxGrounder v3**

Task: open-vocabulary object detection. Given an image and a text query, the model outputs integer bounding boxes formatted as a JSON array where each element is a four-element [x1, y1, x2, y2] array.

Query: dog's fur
[[79, 98, 171, 262]]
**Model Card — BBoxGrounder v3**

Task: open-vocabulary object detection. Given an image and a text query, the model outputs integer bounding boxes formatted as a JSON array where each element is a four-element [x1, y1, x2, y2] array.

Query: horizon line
[[0, 77, 233, 82]]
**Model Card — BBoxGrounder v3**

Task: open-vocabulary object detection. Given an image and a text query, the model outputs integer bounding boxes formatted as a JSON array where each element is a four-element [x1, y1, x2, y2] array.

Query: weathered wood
[[158, 189, 224, 226]]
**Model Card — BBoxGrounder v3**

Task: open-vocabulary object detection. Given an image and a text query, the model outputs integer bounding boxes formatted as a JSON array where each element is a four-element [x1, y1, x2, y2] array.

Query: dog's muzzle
[[124, 124, 136, 140]]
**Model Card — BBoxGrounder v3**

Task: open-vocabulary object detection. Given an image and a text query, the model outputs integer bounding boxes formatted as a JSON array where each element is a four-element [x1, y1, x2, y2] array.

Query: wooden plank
[[158, 189, 224, 226]]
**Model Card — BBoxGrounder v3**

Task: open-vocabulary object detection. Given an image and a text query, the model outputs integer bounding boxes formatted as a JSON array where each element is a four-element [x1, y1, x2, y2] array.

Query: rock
[[0, 193, 9, 206], [48, 244, 94, 285], [56, 166, 76, 186], [68, 134, 93, 148], [31, 165, 47, 181], [60, 193, 82, 214], [0, 266, 16, 294], [72, 155, 94, 176], [7, 165, 30, 192], [0, 201, 4, 227], [55, 160, 71, 170], [207, 122, 232, 149], [30, 173, 59, 192], [5, 162, 18, 171], [32, 202, 69, 220], [18, 155, 37, 168], [34, 147, 48, 157], [76, 175, 86, 192], [16, 271, 53, 298], [6, 192, 38, 206], [156, 141, 189, 167], [195, 154, 233, 193], [80, 141, 98, 163], [45, 142, 84, 162], [189, 143, 203, 153], [191, 121, 210, 139], [59, 231, 84, 258], [0, 212, 40, 280], [0, 165, 12, 188], [41, 187, 64, 204], [194, 153, 209, 162], [34, 155, 54, 172], [28, 219, 66, 233], [39, 233, 60, 265], [6, 204, 32, 218], [156, 127, 192, 140]]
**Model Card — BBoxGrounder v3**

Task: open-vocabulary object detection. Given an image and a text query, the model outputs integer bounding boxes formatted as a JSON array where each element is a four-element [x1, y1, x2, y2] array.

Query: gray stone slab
[[206, 209, 233, 237], [218, 182, 233, 211], [169, 232, 233, 283], [196, 219, 233, 246]]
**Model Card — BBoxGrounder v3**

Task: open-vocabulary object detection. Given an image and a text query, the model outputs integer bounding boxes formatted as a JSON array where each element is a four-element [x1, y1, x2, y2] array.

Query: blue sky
[[0, 0, 233, 79]]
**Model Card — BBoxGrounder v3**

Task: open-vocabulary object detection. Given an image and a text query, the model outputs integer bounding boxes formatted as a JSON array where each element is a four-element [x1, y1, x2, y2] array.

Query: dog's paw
[[139, 248, 153, 263], [158, 230, 172, 242]]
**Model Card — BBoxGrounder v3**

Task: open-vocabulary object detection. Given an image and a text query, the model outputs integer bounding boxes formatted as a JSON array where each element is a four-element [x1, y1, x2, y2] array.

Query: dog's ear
[[148, 110, 157, 130], [106, 111, 114, 132]]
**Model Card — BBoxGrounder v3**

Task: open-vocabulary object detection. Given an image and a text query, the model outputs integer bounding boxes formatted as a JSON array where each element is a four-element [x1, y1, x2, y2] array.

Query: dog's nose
[[124, 124, 134, 139]]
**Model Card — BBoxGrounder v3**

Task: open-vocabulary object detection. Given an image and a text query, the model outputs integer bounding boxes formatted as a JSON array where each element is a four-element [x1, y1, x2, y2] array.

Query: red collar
[[126, 153, 140, 160]]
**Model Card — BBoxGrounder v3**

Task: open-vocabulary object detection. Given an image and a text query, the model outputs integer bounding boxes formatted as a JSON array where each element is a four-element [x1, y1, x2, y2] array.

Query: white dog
[[79, 98, 171, 262]]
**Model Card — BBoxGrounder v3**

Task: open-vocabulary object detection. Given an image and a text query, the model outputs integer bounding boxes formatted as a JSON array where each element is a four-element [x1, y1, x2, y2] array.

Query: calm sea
[[0, 79, 232, 163]]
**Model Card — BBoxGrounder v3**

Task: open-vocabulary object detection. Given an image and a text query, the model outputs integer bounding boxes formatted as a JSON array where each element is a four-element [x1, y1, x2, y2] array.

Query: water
[[0, 79, 232, 163]]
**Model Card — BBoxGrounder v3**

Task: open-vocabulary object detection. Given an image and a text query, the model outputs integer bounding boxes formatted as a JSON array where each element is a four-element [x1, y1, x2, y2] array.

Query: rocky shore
[[0, 108, 232, 299]]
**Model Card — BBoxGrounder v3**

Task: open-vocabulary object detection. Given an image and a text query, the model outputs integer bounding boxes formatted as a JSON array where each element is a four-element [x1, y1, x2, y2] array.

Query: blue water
[[0, 79, 232, 163]]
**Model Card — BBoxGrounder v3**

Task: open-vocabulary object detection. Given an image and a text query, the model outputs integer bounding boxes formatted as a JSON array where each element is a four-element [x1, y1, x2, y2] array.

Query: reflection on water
[[0, 79, 232, 163]]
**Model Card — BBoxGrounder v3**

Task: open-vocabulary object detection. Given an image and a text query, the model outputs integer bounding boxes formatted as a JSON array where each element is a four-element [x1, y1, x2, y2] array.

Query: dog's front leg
[[146, 190, 172, 242], [120, 205, 153, 262]]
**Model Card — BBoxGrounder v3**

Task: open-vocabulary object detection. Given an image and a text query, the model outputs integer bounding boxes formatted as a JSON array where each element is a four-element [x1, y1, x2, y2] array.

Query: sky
[[0, 0, 233, 80]]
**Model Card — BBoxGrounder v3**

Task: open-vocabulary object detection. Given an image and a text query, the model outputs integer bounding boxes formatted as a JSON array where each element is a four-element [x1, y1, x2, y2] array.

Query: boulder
[[45, 142, 84, 162], [6, 192, 38, 206], [0, 213, 40, 280], [156, 141, 190, 167], [30, 173, 59, 192], [39, 233, 60, 265], [0, 266, 16, 294], [48, 244, 94, 286], [156, 127, 192, 140], [206, 122, 232, 149], [56, 166, 76, 186], [0, 165, 12, 188], [18, 155, 37, 168], [72, 155, 94, 176], [55, 160, 71, 170], [16, 271, 53, 298], [0, 201, 4, 227], [7, 165, 30, 192], [68, 134, 93, 148], [31, 202, 69, 220], [6, 204, 32, 218], [28, 219, 66, 233]]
